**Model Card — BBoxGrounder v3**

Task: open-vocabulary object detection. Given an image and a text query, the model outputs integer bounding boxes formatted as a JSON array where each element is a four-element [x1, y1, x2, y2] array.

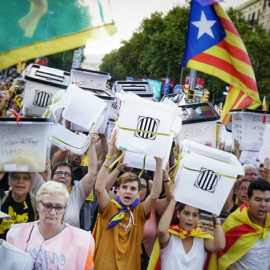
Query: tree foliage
[[99, 5, 270, 103]]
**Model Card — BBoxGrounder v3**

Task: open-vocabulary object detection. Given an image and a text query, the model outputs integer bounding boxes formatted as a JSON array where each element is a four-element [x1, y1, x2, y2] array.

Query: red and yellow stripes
[[187, 2, 260, 126], [205, 203, 270, 269]]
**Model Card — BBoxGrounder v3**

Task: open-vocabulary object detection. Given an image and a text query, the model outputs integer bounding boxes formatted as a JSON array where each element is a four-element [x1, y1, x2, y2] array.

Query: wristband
[[215, 222, 222, 227], [106, 155, 113, 160]]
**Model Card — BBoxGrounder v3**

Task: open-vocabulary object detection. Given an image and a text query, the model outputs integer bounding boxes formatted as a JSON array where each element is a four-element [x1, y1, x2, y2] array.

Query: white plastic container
[[178, 103, 220, 147], [123, 151, 170, 171], [72, 68, 111, 90], [44, 85, 107, 154], [115, 92, 180, 158], [0, 118, 53, 172], [23, 64, 72, 117], [258, 124, 270, 162], [113, 81, 154, 100], [50, 124, 90, 155], [175, 140, 244, 215], [229, 109, 270, 151]]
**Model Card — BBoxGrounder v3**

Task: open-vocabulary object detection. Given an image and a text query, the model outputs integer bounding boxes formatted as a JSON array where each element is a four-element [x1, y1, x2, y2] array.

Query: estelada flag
[[182, 0, 261, 126], [204, 203, 270, 270], [0, 0, 117, 70]]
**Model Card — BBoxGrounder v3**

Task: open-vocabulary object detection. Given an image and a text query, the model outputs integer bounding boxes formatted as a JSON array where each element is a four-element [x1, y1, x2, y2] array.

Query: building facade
[[236, 0, 270, 31]]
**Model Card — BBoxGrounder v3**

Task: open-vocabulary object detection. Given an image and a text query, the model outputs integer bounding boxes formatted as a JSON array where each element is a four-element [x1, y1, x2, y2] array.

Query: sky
[[83, 0, 247, 70]]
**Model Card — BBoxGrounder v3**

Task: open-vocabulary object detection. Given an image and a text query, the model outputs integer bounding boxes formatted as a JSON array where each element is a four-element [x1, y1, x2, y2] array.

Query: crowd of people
[[0, 67, 270, 269]]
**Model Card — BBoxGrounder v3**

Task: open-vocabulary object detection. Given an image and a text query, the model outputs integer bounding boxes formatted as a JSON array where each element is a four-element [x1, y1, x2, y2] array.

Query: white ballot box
[[72, 68, 111, 90], [175, 140, 244, 215], [229, 109, 270, 151], [0, 118, 53, 172], [178, 102, 220, 147], [258, 124, 270, 162], [44, 85, 107, 154], [23, 64, 72, 117], [115, 92, 181, 158]]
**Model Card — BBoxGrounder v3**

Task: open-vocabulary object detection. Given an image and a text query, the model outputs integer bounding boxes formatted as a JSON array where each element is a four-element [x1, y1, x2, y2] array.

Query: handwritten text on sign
[[232, 113, 270, 151], [179, 121, 216, 147], [0, 128, 40, 157]]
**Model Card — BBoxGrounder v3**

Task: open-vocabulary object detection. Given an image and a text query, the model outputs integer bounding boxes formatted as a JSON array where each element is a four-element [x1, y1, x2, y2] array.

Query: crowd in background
[[0, 67, 270, 269]]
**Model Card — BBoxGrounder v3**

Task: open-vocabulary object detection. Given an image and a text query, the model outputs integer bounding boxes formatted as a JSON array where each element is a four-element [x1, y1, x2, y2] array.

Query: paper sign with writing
[[258, 124, 270, 162]]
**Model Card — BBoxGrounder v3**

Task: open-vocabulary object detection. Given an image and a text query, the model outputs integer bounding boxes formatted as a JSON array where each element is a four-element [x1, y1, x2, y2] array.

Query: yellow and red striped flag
[[182, 0, 261, 126], [0, 0, 117, 70]]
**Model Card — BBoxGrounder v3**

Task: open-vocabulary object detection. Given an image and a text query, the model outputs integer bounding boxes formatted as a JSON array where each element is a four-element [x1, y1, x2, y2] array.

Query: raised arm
[[204, 215, 225, 252], [143, 157, 163, 216], [96, 134, 109, 170], [51, 148, 68, 167], [81, 133, 99, 197], [158, 196, 176, 248], [95, 131, 120, 212], [105, 156, 126, 193]]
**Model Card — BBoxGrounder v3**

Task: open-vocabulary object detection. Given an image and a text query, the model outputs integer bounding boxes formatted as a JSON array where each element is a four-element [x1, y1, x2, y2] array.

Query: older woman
[[51, 133, 98, 228], [0, 172, 36, 240], [7, 181, 94, 270]]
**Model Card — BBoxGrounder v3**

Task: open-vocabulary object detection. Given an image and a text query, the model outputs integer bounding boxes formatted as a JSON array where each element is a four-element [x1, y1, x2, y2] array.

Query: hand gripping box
[[23, 64, 72, 117], [175, 140, 244, 215], [229, 109, 270, 151], [115, 92, 180, 158], [0, 118, 53, 172]]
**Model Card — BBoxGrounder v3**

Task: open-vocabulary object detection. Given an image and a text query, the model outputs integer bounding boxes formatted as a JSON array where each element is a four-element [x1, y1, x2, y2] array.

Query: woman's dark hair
[[173, 203, 200, 225], [177, 202, 187, 213], [51, 162, 75, 186], [138, 172, 151, 201]]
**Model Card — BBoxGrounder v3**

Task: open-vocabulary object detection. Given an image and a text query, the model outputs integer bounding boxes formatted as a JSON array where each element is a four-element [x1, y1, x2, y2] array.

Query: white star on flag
[[192, 11, 216, 39]]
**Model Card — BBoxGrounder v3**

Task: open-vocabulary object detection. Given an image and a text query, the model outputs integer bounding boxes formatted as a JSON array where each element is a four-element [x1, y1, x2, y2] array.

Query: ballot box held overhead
[[178, 102, 220, 147], [0, 118, 53, 172], [44, 85, 107, 154], [115, 92, 180, 158], [175, 140, 244, 215], [72, 68, 111, 90], [229, 109, 270, 151], [23, 64, 72, 117]]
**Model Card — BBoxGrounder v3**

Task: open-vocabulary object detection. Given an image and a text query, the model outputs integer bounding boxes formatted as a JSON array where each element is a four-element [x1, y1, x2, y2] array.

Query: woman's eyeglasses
[[238, 187, 248, 191], [54, 171, 72, 177], [39, 201, 66, 213]]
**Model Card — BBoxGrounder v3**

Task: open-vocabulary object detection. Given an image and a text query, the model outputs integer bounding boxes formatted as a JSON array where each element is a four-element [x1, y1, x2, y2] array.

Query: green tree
[[99, 5, 270, 103]]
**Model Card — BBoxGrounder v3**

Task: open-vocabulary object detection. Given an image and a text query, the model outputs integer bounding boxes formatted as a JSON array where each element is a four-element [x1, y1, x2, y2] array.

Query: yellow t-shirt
[[94, 200, 149, 270]]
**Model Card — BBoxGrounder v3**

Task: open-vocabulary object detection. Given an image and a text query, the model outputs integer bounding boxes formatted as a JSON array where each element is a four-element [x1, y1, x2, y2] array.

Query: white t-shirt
[[160, 235, 207, 270], [64, 181, 86, 228], [232, 234, 270, 270]]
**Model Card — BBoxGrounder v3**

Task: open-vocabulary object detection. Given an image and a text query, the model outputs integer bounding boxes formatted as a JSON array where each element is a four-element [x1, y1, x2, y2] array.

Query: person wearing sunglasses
[[50, 133, 99, 228], [7, 181, 94, 270], [0, 172, 37, 240]]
